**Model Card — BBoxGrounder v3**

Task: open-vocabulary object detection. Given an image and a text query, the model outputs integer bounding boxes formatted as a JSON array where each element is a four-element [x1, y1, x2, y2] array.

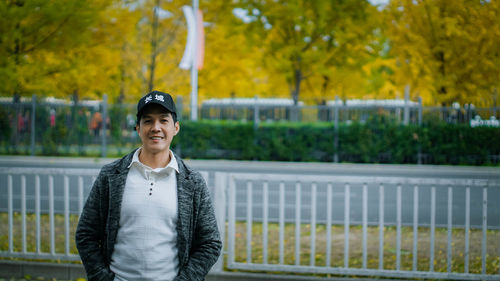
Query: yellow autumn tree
[[384, 0, 500, 106], [309, 1, 383, 103], [197, 0, 286, 101], [0, 0, 114, 100], [98, 0, 191, 104], [232, 0, 381, 105]]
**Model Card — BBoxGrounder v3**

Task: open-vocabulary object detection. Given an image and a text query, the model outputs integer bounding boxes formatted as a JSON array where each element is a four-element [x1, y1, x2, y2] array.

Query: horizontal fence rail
[[226, 173, 500, 280]]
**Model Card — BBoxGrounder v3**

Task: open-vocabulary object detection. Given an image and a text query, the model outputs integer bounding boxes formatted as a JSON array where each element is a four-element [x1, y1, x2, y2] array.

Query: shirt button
[[150, 182, 154, 186], [150, 188, 152, 191]]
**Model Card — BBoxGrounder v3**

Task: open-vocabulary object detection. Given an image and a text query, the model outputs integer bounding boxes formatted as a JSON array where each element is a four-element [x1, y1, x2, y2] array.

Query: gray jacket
[[75, 150, 222, 281]]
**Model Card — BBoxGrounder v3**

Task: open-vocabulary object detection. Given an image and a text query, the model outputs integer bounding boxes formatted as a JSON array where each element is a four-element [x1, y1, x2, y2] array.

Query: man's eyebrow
[[143, 113, 170, 118]]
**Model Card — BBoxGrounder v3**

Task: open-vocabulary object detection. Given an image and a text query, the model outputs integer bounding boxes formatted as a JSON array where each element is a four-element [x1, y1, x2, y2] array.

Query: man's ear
[[174, 121, 180, 136]]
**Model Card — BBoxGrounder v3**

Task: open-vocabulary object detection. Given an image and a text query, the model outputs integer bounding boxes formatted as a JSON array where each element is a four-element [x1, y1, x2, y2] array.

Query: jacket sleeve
[[174, 175, 222, 281], [75, 171, 115, 281]]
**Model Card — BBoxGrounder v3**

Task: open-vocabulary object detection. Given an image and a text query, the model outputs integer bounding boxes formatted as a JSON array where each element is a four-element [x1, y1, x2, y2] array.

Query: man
[[76, 91, 222, 281]]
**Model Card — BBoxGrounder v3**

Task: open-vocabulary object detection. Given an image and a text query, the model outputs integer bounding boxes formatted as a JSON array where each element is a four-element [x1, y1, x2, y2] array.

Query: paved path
[[1, 156, 499, 228], [0, 260, 417, 281]]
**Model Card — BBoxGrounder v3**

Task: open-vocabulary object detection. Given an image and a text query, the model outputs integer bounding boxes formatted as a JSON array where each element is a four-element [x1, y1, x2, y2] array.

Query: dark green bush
[[178, 120, 254, 159], [174, 119, 499, 165], [0, 108, 498, 165], [0, 107, 11, 143]]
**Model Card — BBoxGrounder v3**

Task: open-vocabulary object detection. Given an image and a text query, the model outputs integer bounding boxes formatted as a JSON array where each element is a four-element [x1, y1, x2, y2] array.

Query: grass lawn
[[1, 212, 499, 279], [231, 222, 500, 274]]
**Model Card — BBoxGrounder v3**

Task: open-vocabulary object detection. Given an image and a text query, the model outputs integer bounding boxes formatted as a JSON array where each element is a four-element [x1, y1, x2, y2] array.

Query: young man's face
[[136, 104, 179, 155]]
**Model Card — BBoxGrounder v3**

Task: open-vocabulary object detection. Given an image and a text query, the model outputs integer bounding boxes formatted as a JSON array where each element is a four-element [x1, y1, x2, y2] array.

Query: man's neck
[[138, 149, 171, 169]]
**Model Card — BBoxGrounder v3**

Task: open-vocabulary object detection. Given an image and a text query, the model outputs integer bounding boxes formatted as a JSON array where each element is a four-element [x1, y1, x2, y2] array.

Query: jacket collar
[[112, 148, 136, 174]]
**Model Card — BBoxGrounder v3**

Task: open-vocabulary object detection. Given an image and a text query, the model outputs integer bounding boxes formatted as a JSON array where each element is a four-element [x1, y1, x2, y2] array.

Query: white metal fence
[[224, 173, 500, 280], [0, 168, 99, 261], [1, 168, 500, 280]]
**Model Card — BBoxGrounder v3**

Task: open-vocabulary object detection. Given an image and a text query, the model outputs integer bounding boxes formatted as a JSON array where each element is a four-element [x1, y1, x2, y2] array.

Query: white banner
[[179, 5, 195, 70]]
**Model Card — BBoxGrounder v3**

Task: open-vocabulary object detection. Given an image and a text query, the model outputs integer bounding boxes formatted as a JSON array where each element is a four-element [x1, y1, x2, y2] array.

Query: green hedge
[[1, 110, 498, 165], [174, 118, 500, 165]]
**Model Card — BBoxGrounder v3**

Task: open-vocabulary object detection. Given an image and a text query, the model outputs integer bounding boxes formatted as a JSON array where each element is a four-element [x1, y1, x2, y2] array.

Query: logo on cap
[[145, 95, 153, 104], [155, 94, 164, 102]]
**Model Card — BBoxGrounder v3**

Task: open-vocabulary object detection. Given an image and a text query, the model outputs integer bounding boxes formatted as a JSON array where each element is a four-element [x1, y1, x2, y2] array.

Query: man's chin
[[143, 145, 169, 154]]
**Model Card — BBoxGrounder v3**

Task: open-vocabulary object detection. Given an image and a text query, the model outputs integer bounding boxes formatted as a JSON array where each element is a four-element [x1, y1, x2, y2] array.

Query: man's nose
[[151, 120, 161, 131]]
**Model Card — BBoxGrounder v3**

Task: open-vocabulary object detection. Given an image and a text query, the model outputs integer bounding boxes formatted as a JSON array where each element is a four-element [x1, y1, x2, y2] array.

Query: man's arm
[[75, 173, 114, 281], [175, 176, 222, 281]]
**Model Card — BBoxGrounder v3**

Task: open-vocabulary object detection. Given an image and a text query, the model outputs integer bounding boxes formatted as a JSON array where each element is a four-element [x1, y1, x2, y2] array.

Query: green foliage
[[255, 122, 333, 162], [175, 119, 499, 165], [0, 0, 112, 96], [109, 104, 127, 146], [1, 0, 499, 108], [385, 0, 500, 106], [179, 120, 255, 159], [40, 111, 68, 156], [0, 108, 498, 165], [237, 0, 378, 103], [422, 123, 500, 165]]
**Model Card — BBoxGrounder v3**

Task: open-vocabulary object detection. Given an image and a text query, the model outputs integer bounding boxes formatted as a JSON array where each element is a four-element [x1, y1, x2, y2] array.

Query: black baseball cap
[[136, 91, 177, 122]]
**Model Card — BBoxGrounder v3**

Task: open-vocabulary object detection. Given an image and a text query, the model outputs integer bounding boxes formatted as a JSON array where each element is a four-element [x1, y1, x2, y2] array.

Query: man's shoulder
[[99, 150, 136, 174], [176, 156, 205, 183]]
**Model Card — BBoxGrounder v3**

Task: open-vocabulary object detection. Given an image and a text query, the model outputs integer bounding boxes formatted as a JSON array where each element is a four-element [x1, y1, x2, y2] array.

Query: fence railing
[[1, 95, 499, 158], [0, 167, 211, 261], [1, 167, 500, 280], [0, 168, 99, 261], [224, 173, 500, 280]]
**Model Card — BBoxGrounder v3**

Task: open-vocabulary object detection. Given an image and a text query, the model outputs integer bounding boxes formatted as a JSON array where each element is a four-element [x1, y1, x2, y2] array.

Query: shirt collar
[[128, 148, 179, 175]]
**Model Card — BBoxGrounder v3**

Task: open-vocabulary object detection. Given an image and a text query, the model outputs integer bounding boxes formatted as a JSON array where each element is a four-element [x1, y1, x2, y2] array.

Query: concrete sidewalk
[[1, 155, 499, 179], [0, 260, 415, 281]]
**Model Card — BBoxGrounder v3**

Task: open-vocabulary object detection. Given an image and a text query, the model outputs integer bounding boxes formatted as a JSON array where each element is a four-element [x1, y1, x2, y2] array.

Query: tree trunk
[[118, 45, 126, 104], [321, 75, 329, 99], [293, 67, 302, 105], [290, 66, 302, 121], [148, 0, 160, 92]]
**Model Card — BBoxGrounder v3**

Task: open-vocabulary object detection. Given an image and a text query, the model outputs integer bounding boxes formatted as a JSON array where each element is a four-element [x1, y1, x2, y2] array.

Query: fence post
[[12, 96, 20, 152], [493, 87, 497, 118], [212, 172, 227, 272], [31, 95, 36, 156], [176, 96, 183, 157], [333, 96, 339, 163], [290, 104, 299, 122], [101, 94, 108, 158], [417, 96, 422, 164], [418, 96, 422, 125], [253, 95, 259, 130], [253, 96, 259, 161], [404, 84, 410, 125], [177, 96, 183, 121], [396, 93, 401, 123]]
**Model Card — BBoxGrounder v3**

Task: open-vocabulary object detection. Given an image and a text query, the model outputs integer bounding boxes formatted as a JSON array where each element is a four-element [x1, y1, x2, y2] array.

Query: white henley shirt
[[110, 148, 179, 281]]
